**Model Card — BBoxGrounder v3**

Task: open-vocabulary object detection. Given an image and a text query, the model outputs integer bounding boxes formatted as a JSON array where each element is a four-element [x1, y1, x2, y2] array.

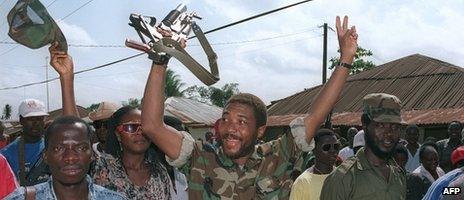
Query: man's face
[[21, 116, 46, 138], [314, 135, 340, 166], [421, 147, 439, 173], [365, 121, 401, 159], [448, 123, 462, 141], [44, 123, 93, 185], [93, 120, 108, 144], [405, 128, 419, 145], [218, 103, 264, 159]]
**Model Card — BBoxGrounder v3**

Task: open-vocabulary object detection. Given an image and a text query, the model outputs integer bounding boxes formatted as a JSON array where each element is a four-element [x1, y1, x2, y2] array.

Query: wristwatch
[[338, 62, 353, 69]]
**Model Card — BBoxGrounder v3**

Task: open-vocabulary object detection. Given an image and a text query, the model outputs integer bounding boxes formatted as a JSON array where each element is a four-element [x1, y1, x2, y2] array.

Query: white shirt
[[412, 165, 445, 183], [338, 146, 354, 161], [405, 144, 421, 172], [170, 168, 188, 200]]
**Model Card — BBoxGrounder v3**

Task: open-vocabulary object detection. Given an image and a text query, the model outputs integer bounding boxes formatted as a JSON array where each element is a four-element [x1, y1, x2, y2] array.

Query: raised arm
[[141, 63, 184, 160], [304, 16, 358, 142], [49, 42, 79, 117]]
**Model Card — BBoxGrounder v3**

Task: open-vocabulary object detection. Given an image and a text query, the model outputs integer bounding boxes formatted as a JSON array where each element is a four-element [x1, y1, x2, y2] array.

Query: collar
[[47, 175, 94, 199], [217, 145, 263, 170], [355, 148, 396, 171]]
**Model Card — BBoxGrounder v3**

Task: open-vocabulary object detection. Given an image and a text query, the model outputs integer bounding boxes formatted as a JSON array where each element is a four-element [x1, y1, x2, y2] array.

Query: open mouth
[[223, 134, 242, 148]]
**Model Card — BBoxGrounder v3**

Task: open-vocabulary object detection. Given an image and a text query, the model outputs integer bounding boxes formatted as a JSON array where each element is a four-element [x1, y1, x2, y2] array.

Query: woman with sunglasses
[[290, 129, 341, 200], [92, 106, 172, 199]]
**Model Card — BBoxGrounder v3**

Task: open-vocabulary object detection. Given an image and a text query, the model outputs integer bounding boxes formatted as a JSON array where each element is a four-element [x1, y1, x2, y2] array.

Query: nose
[[63, 148, 79, 164]]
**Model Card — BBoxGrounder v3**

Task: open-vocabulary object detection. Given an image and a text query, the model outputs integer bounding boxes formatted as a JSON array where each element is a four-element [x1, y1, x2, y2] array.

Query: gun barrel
[[162, 4, 187, 27]]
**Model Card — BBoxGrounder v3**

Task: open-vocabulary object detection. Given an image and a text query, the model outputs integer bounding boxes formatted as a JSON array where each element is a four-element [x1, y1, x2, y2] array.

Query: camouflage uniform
[[167, 117, 314, 200], [320, 93, 407, 200]]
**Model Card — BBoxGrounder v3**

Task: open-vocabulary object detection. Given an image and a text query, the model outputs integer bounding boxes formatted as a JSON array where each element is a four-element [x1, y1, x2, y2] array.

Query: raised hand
[[336, 16, 358, 63], [49, 42, 74, 77]]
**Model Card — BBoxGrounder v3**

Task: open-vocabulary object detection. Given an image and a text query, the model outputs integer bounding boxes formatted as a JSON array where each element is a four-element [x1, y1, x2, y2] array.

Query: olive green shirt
[[320, 148, 406, 200]]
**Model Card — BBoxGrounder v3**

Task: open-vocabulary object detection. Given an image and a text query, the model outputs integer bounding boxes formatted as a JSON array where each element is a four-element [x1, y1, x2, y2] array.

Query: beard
[[365, 131, 398, 160]]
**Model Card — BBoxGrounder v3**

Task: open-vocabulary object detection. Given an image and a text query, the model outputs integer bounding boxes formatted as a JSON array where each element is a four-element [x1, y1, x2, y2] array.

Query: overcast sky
[[0, 0, 463, 119]]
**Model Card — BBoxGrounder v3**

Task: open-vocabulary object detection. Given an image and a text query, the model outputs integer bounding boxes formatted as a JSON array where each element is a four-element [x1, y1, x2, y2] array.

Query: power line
[[0, 0, 94, 57], [188, 0, 314, 39], [0, 0, 315, 90], [0, 53, 144, 90]]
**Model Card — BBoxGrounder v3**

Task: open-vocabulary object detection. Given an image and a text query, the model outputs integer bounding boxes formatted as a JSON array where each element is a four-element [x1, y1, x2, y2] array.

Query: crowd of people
[[0, 15, 463, 200]]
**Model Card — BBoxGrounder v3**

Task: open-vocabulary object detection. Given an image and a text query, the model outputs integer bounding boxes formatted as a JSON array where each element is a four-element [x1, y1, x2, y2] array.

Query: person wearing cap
[[451, 146, 464, 169], [406, 142, 445, 200], [437, 121, 463, 173], [321, 93, 407, 200], [0, 42, 79, 186], [88, 102, 120, 156], [338, 127, 358, 161]]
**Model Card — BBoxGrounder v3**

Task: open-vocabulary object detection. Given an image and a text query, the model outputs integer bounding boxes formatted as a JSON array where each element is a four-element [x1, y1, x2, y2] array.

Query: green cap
[[363, 93, 405, 124], [7, 0, 67, 51]]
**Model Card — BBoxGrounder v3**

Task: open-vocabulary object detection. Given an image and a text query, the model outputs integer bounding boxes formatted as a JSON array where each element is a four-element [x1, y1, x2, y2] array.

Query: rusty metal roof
[[268, 108, 464, 127], [165, 97, 222, 127], [268, 54, 464, 121]]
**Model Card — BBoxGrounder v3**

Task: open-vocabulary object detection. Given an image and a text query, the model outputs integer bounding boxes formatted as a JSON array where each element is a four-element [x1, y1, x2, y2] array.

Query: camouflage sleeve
[[165, 131, 195, 168], [289, 117, 315, 152]]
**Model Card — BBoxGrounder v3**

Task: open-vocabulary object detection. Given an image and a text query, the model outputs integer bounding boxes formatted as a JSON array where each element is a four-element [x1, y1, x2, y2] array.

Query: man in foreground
[[141, 16, 358, 199], [320, 93, 407, 200]]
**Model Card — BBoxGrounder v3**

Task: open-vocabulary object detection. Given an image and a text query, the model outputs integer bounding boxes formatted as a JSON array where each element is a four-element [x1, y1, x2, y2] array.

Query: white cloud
[[57, 21, 97, 45]]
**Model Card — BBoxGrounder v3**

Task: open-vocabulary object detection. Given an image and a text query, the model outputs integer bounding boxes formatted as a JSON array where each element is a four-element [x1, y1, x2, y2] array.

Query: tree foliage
[[1, 104, 12, 120], [329, 46, 376, 75], [165, 69, 186, 97], [185, 83, 240, 107], [122, 98, 141, 108], [86, 103, 100, 112]]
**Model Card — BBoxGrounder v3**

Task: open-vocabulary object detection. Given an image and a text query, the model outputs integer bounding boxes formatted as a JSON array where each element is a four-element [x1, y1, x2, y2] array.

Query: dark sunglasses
[[322, 143, 341, 152], [117, 123, 142, 134], [92, 120, 107, 129]]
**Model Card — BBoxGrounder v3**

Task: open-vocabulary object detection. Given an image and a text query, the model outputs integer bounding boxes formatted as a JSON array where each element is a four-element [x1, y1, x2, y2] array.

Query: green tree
[[1, 104, 12, 120], [165, 69, 186, 97], [86, 103, 100, 112], [123, 98, 141, 108], [329, 46, 376, 75], [185, 83, 240, 107]]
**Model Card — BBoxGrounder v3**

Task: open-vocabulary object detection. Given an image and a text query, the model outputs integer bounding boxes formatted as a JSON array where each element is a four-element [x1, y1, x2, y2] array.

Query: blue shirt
[[0, 137, 44, 178], [4, 175, 126, 200], [422, 167, 464, 200]]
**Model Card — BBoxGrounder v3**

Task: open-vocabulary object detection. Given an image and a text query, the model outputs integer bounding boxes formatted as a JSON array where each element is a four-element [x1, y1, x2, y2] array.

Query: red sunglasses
[[117, 122, 142, 134]]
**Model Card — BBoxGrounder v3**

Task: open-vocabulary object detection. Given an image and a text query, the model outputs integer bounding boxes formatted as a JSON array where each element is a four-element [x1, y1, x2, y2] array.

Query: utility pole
[[322, 23, 327, 84], [321, 23, 332, 128], [45, 56, 50, 112]]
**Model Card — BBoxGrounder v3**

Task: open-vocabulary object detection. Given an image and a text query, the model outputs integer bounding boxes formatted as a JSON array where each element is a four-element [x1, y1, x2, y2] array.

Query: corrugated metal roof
[[165, 97, 222, 126], [268, 54, 464, 118], [268, 108, 464, 127]]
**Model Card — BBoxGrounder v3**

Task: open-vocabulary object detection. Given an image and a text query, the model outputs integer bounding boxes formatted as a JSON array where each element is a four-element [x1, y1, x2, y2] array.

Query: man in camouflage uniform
[[320, 93, 407, 200], [141, 16, 358, 199]]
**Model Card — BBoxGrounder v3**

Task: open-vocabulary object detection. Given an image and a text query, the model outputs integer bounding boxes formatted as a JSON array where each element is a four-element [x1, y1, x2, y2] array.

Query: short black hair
[[44, 116, 92, 149], [419, 142, 439, 160], [394, 145, 409, 158], [314, 128, 337, 146], [226, 93, 267, 128], [449, 121, 463, 130], [164, 115, 186, 131], [405, 124, 419, 134]]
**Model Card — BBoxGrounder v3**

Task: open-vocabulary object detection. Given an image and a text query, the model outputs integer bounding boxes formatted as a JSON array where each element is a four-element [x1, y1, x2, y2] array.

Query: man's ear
[[257, 125, 266, 139]]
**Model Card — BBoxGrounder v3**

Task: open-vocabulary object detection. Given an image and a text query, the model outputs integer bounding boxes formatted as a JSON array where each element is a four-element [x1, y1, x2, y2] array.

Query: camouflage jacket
[[168, 117, 313, 200]]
